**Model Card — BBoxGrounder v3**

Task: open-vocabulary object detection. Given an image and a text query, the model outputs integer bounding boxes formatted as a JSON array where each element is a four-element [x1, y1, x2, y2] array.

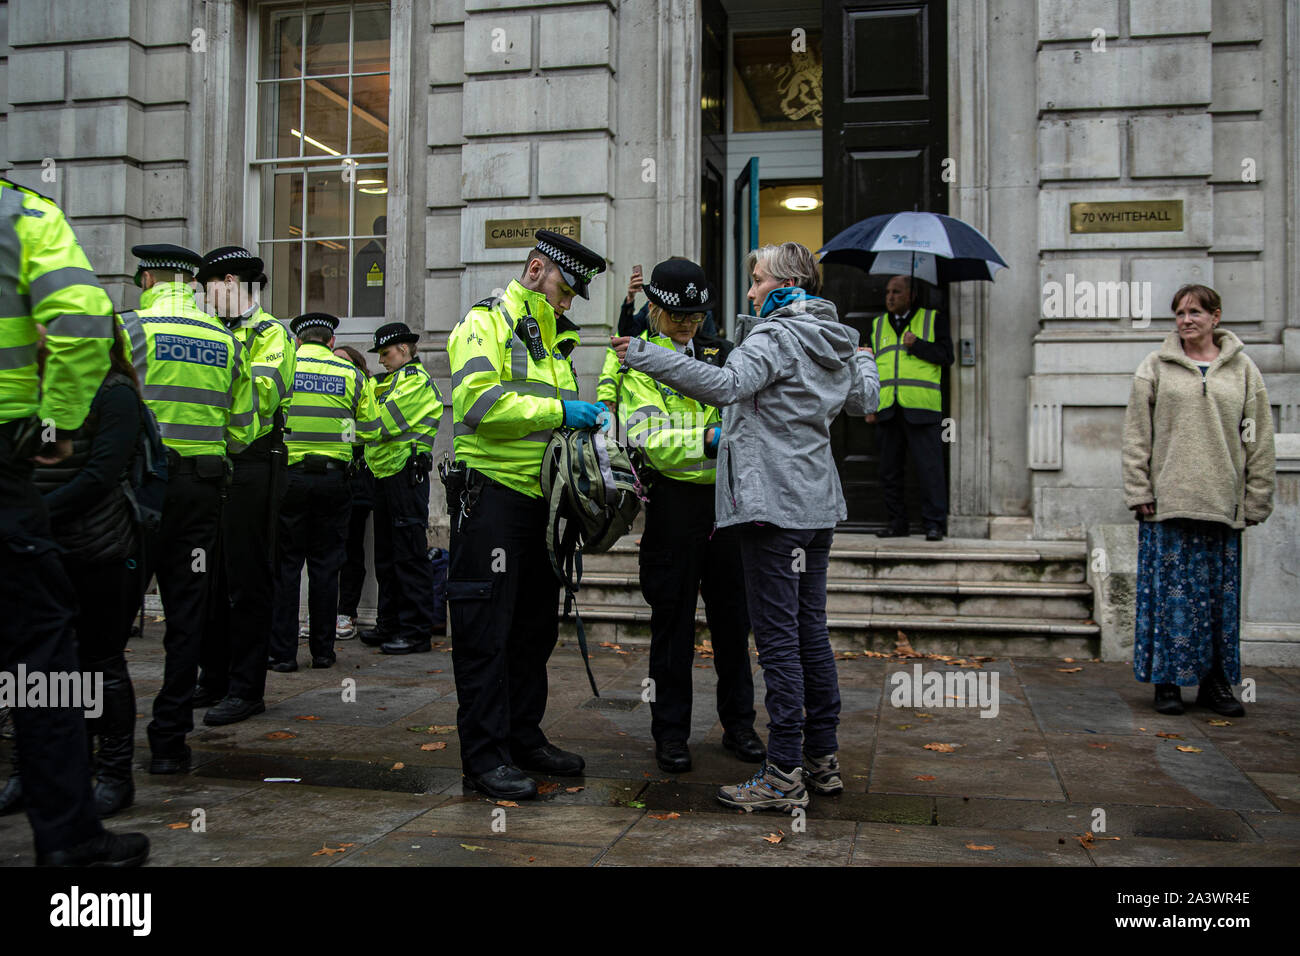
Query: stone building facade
[[1, 0, 1295, 660]]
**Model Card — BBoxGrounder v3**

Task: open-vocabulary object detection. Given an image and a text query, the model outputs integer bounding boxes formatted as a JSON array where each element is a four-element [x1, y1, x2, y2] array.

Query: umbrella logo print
[[891, 234, 932, 249]]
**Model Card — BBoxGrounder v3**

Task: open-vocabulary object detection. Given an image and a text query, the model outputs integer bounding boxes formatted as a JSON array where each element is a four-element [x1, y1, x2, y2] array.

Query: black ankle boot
[[1195, 670, 1245, 717], [90, 658, 136, 818], [1153, 683, 1184, 715]]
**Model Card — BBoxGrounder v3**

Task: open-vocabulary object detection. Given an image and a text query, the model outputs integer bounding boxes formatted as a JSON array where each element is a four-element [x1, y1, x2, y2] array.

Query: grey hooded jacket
[[624, 295, 879, 529]]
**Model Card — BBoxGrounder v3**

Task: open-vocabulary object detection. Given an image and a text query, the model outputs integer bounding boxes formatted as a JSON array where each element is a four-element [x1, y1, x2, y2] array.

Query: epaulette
[[0, 177, 55, 204], [472, 296, 499, 311], [254, 318, 289, 337]]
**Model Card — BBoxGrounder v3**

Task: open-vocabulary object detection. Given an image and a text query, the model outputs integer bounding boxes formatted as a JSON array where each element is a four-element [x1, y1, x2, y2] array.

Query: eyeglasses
[[664, 313, 704, 326]]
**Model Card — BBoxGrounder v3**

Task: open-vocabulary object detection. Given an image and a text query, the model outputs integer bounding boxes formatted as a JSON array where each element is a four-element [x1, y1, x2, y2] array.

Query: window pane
[[731, 31, 824, 132], [353, 3, 391, 73], [305, 239, 349, 316], [353, 166, 388, 236], [262, 243, 303, 320], [260, 9, 302, 79], [268, 171, 304, 241], [303, 6, 351, 76], [305, 167, 350, 237], [351, 238, 386, 318], [257, 81, 302, 159], [350, 73, 389, 154], [302, 79, 349, 157]]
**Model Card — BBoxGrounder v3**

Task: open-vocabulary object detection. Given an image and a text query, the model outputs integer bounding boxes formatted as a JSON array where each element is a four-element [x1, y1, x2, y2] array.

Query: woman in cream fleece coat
[[1122, 284, 1274, 717]]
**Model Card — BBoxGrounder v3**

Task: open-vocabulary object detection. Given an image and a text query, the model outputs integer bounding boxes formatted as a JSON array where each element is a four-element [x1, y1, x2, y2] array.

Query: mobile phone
[[633, 264, 643, 279]]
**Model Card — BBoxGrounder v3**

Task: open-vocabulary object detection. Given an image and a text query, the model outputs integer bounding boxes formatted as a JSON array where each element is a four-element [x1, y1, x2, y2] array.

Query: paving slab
[[1084, 836, 1300, 866], [933, 797, 1263, 842], [850, 821, 1091, 866], [398, 798, 643, 847], [600, 814, 857, 866], [336, 832, 604, 866]]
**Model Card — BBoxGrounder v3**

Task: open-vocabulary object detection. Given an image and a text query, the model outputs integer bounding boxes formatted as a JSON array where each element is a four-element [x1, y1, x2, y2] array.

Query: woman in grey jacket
[[613, 241, 879, 811]]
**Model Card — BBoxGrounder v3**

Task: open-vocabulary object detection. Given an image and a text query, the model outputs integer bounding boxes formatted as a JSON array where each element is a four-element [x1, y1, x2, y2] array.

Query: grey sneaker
[[716, 763, 809, 812], [803, 752, 843, 795]]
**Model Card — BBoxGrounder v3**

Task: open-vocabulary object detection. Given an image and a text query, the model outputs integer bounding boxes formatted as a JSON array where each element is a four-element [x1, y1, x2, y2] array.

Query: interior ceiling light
[[290, 128, 341, 156], [358, 187, 388, 194], [781, 196, 820, 212]]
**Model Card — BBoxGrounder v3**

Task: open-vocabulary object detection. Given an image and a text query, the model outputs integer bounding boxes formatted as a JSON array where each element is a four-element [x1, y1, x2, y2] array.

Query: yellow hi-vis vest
[[0, 179, 114, 432], [872, 308, 941, 413], [597, 332, 719, 485], [118, 283, 254, 457], [284, 341, 375, 466], [448, 279, 580, 499], [225, 306, 295, 452]]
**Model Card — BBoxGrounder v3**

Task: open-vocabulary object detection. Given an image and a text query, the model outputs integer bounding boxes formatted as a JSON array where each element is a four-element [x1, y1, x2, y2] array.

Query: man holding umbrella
[[868, 274, 953, 541]]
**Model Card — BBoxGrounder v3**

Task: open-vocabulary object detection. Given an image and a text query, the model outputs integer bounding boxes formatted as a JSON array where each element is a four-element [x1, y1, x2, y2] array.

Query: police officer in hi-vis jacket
[[445, 230, 607, 801]]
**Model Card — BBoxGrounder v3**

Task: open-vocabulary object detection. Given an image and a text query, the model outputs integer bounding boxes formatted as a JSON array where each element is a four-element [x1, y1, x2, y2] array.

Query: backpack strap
[[543, 432, 600, 696]]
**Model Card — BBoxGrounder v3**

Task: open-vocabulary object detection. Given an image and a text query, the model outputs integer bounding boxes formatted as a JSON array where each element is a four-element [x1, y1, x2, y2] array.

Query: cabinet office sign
[[1070, 200, 1184, 233], [485, 217, 582, 248]]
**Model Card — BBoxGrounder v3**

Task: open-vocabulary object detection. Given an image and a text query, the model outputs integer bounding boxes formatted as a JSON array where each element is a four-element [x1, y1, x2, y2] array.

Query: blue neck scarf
[[759, 286, 810, 318]]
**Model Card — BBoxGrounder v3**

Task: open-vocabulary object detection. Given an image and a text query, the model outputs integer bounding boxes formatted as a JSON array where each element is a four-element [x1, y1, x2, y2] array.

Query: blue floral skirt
[[1133, 518, 1241, 685]]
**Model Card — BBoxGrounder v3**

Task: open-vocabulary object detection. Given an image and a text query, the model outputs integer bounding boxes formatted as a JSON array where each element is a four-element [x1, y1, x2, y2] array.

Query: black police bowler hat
[[290, 312, 339, 337], [642, 258, 717, 314], [132, 243, 202, 287], [197, 246, 265, 286], [532, 229, 606, 300], [369, 321, 419, 353]]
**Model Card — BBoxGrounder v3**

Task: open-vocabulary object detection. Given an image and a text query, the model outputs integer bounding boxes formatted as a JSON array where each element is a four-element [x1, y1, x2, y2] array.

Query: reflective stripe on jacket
[[118, 282, 253, 457], [284, 341, 371, 466], [0, 180, 114, 431], [872, 307, 941, 412], [360, 358, 442, 479], [598, 332, 719, 485], [447, 278, 578, 498], [228, 306, 295, 450]]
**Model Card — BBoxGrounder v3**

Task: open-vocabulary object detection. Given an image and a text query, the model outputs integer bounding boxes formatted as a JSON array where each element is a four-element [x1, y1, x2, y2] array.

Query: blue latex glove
[[563, 400, 608, 430]]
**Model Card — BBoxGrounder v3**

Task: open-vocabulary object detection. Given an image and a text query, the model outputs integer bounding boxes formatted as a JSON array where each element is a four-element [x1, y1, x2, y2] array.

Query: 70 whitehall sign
[[1069, 200, 1183, 234]]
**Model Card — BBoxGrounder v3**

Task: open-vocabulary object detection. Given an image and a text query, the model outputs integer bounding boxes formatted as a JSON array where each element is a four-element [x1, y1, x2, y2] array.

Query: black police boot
[[37, 830, 150, 868], [1195, 670, 1246, 717], [203, 697, 266, 726], [464, 765, 539, 801], [655, 739, 692, 774], [512, 742, 585, 776], [0, 771, 21, 816], [91, 659, 136, 819], [1153, 683, 1184, 715], [359, 626, 397, 647], [380, 637, 431, 655], [722, 728, 766, 763]]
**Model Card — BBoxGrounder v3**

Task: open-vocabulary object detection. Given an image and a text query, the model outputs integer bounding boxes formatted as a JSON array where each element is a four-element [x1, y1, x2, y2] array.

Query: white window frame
[[244, 0, 404, 338]]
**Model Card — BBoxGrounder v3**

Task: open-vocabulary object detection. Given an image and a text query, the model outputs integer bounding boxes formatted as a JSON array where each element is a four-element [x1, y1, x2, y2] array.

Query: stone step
[[585, 534, 1090, 583], [573, 573, 1094, 619], [558, 604, 1100, 660]]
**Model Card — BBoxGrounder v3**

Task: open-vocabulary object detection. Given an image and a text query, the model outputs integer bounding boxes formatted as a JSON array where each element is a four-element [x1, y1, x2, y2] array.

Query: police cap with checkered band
[[197, 245, 266, 287], [531, 229, 606, 300], [290, 312, 339, 337], [368, 321, 419, 353], [641, 258, 717, 314], [131, 243, 202, 287]]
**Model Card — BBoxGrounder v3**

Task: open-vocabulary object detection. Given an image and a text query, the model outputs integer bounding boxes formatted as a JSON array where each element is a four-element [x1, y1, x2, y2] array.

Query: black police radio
[[519, 302, 548, 363]]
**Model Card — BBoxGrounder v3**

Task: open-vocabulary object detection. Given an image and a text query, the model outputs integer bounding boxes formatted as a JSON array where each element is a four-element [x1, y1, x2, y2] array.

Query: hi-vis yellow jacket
[[597, 331, 719, 485], [360, 358, 442, 479], [871, 307, 942, 413], [447, 279, 580, 498], [228, 306, 296, 451], [0, 179, 113, 433]]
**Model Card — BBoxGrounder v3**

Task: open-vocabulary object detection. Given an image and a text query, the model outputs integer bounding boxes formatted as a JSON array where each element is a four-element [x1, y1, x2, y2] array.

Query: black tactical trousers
[[270, 465, 351, 662], [146, 458, 224, 758], [201, 444, 281, 700], [0, 428, 103, 855], [373, 467, 436, 642], [448, 478, 560, 776], [639, 479, 755, 744]]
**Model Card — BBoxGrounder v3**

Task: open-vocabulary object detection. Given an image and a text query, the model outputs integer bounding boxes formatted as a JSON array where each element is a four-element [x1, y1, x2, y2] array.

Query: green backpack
[[541, 426, 646, 695]]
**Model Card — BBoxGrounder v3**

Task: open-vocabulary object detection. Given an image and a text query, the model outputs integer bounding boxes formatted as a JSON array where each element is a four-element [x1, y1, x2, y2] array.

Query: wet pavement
[[1, 624, 1298, 867]]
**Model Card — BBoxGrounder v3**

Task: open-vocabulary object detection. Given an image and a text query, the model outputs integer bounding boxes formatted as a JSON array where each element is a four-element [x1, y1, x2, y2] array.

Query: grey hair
[[745, 242, 822, 296]]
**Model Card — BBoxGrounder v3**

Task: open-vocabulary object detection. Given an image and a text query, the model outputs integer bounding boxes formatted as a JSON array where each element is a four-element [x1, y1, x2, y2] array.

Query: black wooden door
[[700, 0, 727, 327], [822, 0, 949, 529]]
